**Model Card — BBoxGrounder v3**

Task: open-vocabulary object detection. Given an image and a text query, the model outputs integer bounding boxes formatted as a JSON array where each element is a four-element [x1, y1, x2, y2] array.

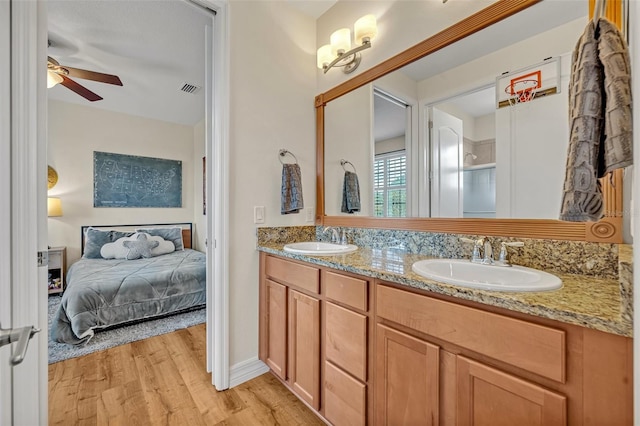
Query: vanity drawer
[[325, 302, 368, 382], [323, 270, 368, 311], [265, 256, 319, 294], [324, 361, 366, 426], [376, 284, 566, 383]]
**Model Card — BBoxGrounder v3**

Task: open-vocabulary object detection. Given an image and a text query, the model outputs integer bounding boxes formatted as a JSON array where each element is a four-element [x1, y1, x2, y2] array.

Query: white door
[[0, 1, 49, 424], [430, 107, 464, 217]]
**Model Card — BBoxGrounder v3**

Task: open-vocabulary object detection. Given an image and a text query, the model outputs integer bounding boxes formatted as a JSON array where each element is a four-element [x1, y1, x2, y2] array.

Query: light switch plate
[[254, 206, 265, 224], [306, 207, 315, 222]]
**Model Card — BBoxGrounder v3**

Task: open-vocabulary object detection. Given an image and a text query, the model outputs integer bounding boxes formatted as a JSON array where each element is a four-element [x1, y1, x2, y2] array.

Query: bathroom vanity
[[258, 246, 632, 426]]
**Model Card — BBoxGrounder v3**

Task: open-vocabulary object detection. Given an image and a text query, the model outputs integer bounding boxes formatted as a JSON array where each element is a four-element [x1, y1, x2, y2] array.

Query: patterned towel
[[281, 163, 304, 214], [560, 17, 633, 222], [341, 171, 361, 214]]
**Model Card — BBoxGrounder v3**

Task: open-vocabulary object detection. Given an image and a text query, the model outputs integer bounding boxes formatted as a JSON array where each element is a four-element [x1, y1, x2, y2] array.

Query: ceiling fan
[[47, 56, 123, 102]]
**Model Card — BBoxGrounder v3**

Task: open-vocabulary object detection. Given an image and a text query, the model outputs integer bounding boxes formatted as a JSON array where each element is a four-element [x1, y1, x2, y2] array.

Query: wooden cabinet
[[259, 253, 372, 425], [264, 279, 287, 380], [47, 246, 66, 294], [289, 289, 321, 409], [375, 282, 632, 426], [457, 356, 566, 426], [260, 253, 632, 426], [375, 324, 440, 426], [259, 254, 322, 411]]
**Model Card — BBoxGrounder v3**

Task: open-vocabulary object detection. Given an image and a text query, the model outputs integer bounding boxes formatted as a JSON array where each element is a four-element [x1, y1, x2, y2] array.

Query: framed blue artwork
[[93, 151, 182, 208]]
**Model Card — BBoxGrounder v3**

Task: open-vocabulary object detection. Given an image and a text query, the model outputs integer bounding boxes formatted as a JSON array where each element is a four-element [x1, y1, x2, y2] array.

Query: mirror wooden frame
[[315, 0, 623, 243]]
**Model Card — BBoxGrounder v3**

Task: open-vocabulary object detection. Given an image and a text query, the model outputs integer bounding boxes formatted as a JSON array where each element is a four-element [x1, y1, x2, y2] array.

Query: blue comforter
[[51, 249, 206, 345]]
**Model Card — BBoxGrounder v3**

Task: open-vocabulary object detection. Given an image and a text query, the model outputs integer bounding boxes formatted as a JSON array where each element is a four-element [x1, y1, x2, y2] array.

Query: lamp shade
[[330, 28, 351, 56], [47, 70, 63, 89], [47, 197, 63, 217], [317, 44, 334, 69], [354, 14, 378, 45]]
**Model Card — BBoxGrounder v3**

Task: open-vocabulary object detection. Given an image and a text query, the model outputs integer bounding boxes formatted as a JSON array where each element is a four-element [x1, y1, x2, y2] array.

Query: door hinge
[[429, 120, 433, 129], [37, 251, 48, 267]]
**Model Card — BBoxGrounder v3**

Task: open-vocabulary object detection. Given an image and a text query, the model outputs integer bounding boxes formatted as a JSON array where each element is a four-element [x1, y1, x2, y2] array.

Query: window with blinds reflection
[[374, 152, 407, 217]]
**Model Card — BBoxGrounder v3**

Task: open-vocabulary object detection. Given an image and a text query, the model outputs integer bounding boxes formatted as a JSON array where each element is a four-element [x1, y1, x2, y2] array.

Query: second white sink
[[412, 259, 562, 292], [283, 241, 358, 256]]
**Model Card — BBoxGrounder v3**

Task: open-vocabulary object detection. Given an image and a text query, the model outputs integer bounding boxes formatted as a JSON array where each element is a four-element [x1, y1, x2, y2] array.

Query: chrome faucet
[[482, 238, 494, 265], [323, 226, 340, 244], [460, 236, 494, 265], [495, 241, 525, 267]]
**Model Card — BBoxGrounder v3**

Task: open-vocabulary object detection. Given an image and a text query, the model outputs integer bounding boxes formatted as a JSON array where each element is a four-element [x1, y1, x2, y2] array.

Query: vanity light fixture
[[317, 14, 378, 74]]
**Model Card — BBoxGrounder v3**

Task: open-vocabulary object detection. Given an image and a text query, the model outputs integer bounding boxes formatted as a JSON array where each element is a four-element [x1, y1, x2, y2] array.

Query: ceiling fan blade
[[60, 75, 103, 102], [64, 66, 123, 86]]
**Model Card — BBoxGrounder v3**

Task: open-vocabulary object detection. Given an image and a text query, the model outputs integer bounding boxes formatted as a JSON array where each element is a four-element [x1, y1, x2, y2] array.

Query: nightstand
[[48, 246, 66, 295]]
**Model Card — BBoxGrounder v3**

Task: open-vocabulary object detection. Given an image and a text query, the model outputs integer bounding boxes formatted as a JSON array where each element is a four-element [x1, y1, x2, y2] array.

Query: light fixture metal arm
[[323, 40, 372, 74]]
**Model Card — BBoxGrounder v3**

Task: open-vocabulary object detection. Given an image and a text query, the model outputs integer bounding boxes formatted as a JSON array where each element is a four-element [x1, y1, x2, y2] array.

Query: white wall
[[419, 19, 582, 219], [316, 0, 492, 93], [228, 1, 316, 367], [47, 100, 198, 263], [475, 113, 495, 141], [325, 84, 372, 216], [376, 136, 404, 155]]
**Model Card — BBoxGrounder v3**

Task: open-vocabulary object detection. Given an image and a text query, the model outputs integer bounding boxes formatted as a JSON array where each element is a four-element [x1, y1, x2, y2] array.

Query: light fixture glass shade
[[354, 14, 378, 45], [47, 197, 63, 217], [317, 44, 334, 69], [47, 70, 63, 89], [330, 28, 351, 56]]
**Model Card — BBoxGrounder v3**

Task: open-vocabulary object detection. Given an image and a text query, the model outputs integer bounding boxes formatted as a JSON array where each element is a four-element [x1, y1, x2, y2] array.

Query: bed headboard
[[81, 223, 193, 254]]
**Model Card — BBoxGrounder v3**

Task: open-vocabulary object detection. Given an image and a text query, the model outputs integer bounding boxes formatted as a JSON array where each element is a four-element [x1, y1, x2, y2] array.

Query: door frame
[[195, 0, 230, 391], [1, 0, 49, 424]]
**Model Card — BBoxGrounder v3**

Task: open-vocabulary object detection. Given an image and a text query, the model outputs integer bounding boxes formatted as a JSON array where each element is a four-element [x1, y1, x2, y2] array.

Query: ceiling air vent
[[180, 82, 202, 94]]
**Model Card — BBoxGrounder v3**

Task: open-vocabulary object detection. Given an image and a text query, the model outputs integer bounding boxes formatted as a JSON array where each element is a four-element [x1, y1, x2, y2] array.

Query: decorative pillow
[[136, 226, 184, 251], [100, 233, 175, 259], [122, 233, 159, 260], [83, 227, 134, 259]]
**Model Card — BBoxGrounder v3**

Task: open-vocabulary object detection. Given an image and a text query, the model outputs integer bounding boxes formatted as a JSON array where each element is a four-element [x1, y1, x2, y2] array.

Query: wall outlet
[[306, 207, 315, 223], [254, 206, 265, 224]]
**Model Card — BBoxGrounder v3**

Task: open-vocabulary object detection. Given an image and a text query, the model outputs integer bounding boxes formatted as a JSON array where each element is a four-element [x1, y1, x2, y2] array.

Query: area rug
[[48, 295, 206, 364]]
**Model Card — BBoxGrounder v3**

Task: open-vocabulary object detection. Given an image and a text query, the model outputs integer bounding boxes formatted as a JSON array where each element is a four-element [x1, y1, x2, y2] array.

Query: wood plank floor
[[49, 324, 325, 425]]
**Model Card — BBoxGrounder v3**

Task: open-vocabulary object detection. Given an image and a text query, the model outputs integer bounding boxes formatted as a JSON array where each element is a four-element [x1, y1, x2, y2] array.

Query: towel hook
[[593, 0, 607, 21], [340, 159, 357, 174], [279, 149, 298, 165]]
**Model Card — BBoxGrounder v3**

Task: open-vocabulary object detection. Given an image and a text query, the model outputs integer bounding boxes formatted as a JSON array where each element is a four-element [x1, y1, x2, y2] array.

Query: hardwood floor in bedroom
[[48, 324, 324, 425]]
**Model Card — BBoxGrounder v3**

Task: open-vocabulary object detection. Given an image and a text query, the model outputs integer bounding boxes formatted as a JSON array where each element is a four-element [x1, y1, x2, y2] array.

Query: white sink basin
[[283, 242, 358, 256], [411, 259, 562, 292]]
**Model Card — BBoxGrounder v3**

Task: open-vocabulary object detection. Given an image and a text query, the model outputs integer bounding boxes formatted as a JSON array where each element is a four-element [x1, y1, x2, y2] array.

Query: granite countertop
[[258, 243, 632, 338]]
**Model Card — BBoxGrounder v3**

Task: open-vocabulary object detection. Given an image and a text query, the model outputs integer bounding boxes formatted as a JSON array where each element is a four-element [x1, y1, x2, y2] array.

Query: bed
[[50, 223, 206, 345]]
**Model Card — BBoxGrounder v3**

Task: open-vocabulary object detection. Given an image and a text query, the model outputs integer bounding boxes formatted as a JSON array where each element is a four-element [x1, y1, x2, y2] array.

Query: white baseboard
[[229, 357, 270, 388]]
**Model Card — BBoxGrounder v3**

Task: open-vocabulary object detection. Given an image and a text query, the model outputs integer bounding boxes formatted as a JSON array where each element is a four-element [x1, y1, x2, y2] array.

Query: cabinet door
[[457, 356, 566, 426], [325, 301, 367, 381], [375, 324, 440, 426], [265, 279, 287, 380], [289, 289, 320, 410]]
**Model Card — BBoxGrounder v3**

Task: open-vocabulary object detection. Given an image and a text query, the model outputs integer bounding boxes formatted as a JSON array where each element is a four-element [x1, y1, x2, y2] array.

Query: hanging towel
[[560, 17, 633, 222], [341, 171, 361, 214], [281, 163, 304, 214]]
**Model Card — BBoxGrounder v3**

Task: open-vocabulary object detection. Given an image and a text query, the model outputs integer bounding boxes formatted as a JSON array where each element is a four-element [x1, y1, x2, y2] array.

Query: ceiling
[[47, 0, 213, 126], [47, 0, 336, 127]]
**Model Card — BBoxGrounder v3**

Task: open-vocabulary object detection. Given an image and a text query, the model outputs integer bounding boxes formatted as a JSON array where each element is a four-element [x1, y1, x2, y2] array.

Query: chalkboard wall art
[[93, 151, 182, 208]]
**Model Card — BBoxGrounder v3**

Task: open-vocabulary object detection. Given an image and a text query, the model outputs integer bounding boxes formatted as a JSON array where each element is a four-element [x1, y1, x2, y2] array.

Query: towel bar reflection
[[279, 149, 298, 165], [340, 159, 357, 173]]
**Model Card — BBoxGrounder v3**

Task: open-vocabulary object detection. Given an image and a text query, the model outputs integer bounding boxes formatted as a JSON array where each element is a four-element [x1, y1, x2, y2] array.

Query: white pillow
[[100, 233, 175, 259]]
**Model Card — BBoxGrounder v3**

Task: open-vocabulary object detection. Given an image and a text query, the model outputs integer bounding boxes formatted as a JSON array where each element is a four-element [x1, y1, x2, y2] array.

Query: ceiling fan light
[[47, 70, 63, 88]]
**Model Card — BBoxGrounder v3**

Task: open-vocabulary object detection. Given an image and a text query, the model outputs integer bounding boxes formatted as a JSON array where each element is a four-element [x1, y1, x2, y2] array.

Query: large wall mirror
[[316, 0, 625, 243]]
